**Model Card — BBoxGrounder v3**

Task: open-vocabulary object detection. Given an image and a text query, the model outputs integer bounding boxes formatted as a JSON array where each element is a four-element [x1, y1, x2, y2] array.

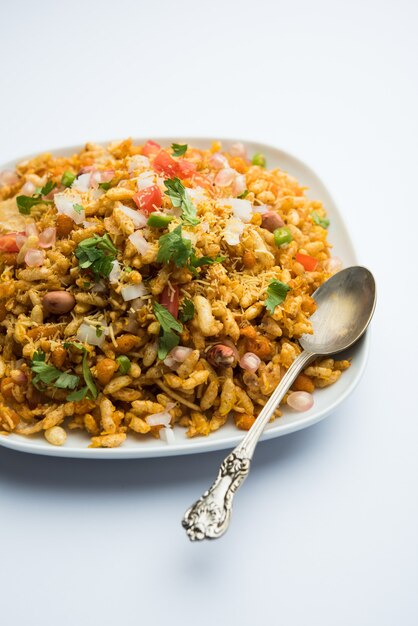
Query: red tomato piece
[[295, 252, 318, 271], [177, 159, 197, 178], [133, 185, 162, 215], [152, 151, 180, 178], [0, 233, 20, 253], [141, 140, 161, 158], [159, 284, 179, 319]]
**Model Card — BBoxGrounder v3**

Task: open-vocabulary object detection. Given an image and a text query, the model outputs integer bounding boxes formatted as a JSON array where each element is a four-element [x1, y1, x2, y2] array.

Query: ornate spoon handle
[[182, 350, 314, 541]]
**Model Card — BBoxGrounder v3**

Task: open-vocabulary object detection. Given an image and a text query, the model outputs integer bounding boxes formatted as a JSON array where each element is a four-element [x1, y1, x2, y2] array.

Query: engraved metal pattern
[[182, 450, 251, 541]]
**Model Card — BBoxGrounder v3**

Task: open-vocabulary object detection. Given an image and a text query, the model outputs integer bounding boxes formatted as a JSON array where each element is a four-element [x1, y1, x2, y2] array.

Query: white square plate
[[0, 138, 369, 458]]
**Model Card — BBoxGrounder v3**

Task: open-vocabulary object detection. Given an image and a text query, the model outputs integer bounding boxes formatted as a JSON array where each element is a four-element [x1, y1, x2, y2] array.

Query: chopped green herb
[[189, 254, 225, 269], [153, 301, 183, 360], [164, 177, 200, 226], [75, 234, 117, 280], [73, 203, 84, 214], [61, 171, 76, 188], [179, 299, 195, 323], [274, 227, 293, 247], [95, 326, 104, 338], [66, 386, 89, 402], [30, 350, 79, 392], [171, 143, 188, 157], [238, 189, 249, 199], [16, 180, 57, 214], [147, 213, 174, 228], [124, 266, 132, 273], [157, 225, 193, 267], [116, 355, 131, 375], [98, 181, 112, 191], [311, 210, 330, 229], [265, 279, 291, 313], [251, 153, 266, 167], [63, 342, 98, 399]]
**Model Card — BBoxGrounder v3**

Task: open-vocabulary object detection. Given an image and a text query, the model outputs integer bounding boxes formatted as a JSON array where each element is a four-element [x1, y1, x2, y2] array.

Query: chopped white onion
[[72, 173, 91, 192], [230, 198, 252, 222], [185, 187, 207, 203], [200, 221, 210, 232], [215, 168, 236, 187], [16, 233, 27, 250], [0, 169, 19, 188], [209, 153, 229, 169], [90, 170, 114, 188], [91, 280, 107, 294], [239, 352, 261, 373], [118, 205, 147, 228], [25, 222, 39, 237], [21, 181, 36, 196], [164, 346, 193, 368], [24, 248, 45, 267], [128, 230, 151, 255], [287, 391, 314, 412], [82, 220, 97, 228], [137, 171, 155, 189], [252, 204, 270, 214], [222, 217, 245, 245], [145, 411, 172, 427], [159, 427, 176, 444], [121, 283, 149, 301], [229, 142, 247, 159], [232, 174, 247, 197], [325, 257, 343, 274], [109, 260, 122, 284], [128, 155, 150, 172], [54, 192, 85, 224], [38, 227, 56, 249], [76, 322, 107, 347]]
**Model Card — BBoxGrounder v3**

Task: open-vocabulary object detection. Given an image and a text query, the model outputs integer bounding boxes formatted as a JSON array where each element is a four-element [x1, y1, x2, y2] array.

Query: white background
[[1, 1, 417, 625]]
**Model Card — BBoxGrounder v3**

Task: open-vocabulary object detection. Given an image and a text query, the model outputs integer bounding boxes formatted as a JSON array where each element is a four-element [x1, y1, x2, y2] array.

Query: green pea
[[251, 153, 266, 167]]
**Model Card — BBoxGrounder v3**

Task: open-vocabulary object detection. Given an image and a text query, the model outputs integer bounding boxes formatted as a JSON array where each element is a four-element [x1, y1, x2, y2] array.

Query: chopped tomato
[[159, 284, 179, 319], [141, 140, 161, 158], [295, 252, 318, 272], [177, 159, 197, 178], [133, 185, 162, 215], [0, 233, 20, 253], [152, 150, 180, 178]]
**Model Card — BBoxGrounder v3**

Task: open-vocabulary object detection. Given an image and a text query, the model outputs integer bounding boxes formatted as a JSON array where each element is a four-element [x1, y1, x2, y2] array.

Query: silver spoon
[[182, 266, 376, 541]]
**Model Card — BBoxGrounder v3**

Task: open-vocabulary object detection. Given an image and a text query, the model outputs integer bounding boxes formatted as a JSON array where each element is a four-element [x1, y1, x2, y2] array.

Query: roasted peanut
[[56, 214, 74, 237], [42, 291, 76, 315]]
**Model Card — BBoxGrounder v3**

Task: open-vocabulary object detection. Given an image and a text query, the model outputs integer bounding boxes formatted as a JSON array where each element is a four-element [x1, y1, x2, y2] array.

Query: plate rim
[[0, 136, 368, 459]]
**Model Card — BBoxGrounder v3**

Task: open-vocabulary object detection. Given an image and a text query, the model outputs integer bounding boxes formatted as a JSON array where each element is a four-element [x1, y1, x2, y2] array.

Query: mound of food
[[0, 139, 348, 447]]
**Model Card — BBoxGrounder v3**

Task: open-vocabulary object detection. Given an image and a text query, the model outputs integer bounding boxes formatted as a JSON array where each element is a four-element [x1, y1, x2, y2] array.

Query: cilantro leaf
[[171, 143, 188, 157], [98, 181, 112, 190], [66, 386, 89, 402], [30, 350, 79, 391], [153, 301, 183, 360], [16, 179, 56, 214], [63, 342, 98, 399], [164, 177, 200, 226], [75, 234, 117, 280], [265, 279, 291, 313], [238, 190, 249, 199], [179, 299, 195, 323], [311, 211, 330, 229], [157, 225, 193, 267], [190, 254, 225, 268], [73, 203, 84, 214]]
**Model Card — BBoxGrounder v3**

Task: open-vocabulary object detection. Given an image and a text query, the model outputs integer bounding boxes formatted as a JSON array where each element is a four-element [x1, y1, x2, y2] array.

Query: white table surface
[[1, 1, 417, 624]]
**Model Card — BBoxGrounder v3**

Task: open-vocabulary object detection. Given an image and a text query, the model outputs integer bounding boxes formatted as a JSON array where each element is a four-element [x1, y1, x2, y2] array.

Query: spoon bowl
[[299, 266, 376, 355]]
